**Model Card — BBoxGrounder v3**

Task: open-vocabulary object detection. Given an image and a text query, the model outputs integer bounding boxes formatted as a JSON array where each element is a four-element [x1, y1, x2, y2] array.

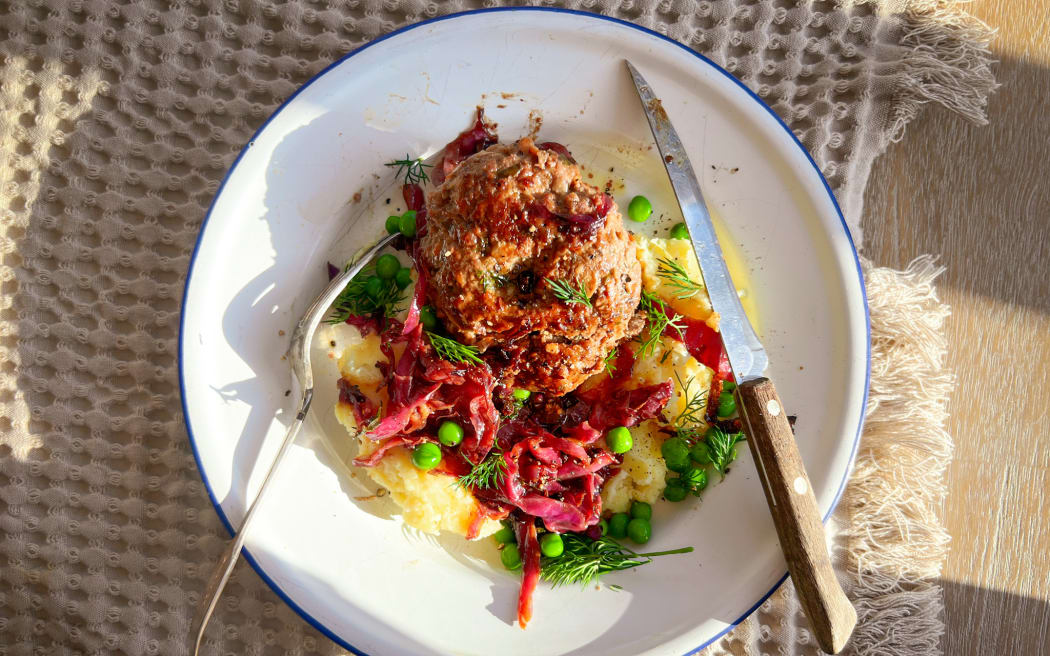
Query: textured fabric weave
[[0, 1, 992, 655]]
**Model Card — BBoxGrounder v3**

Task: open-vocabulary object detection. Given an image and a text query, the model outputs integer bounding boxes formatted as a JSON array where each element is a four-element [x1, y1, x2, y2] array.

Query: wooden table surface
[[860, 2, 1049, 653]]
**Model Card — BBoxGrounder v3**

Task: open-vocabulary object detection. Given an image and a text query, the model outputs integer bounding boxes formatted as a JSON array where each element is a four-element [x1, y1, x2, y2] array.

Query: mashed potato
[[335, 327, 387, 404], [332, 326, 501, 539], [601, 337, 713, 512], [600, 236, 719, 512], [601, 420, 666, 513], [631, 337, 713, 429], [636, 235, 719, 330]]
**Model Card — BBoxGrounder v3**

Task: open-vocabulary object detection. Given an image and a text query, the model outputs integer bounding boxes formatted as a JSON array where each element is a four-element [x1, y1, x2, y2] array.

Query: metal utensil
[[625, 60, 857, 654], [191, 232, 399, 655]]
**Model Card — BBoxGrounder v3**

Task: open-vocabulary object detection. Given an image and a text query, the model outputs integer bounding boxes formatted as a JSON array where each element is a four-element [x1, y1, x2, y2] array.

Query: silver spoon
[[191, 232, 399, 655]]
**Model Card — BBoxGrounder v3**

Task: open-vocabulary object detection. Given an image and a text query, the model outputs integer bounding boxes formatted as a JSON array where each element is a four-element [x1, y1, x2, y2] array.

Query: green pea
[[680, 467, 708, 491], [606, 426, 633, 454], [539, 533, 564, 558], [598, 519, 609, 536], [664, 480, 688, 502], [419, 305, 438, 331], [630, 501, 652, 520], [722, 380, 737, 393], [394, 267, 413, 290], [375, 254, 400, 280], [626, 517, 651, 544], [398, 210, 417, 237], [627, 195, 652, 223], [608, 512, 630, 539], [512, 388, 531, 402], [493, 525, 515, 544], [669, 222, 689, 239], [501, 543, 523, 570], [438, 420, 464, 447], [661, 437, 692, 473], [717, 391, 737, 417], [411, 442, 442, 470], [363, 276, 384, 300], [690, 441, 712, 464], [385, 215, 401, 234]]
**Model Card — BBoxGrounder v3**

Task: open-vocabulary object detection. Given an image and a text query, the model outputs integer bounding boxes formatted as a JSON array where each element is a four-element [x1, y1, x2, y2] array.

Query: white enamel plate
[[180, 9, 868, 656]]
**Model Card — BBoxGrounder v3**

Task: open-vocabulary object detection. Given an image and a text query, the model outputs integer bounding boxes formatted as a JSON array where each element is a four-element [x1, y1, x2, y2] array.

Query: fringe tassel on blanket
[[843, 256, 954, 656], [887, 0, 999, 139]]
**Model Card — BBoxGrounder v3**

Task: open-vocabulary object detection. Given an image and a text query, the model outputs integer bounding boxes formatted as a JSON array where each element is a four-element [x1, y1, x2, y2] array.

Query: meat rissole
[[420, 137, 642, 396]]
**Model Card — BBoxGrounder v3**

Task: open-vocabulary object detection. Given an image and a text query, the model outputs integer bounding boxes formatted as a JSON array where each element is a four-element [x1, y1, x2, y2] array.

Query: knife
[[625, 61, 857, 654]]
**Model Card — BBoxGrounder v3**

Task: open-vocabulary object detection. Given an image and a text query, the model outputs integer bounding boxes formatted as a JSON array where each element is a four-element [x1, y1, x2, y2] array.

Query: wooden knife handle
[[737, 377, 857, 654]]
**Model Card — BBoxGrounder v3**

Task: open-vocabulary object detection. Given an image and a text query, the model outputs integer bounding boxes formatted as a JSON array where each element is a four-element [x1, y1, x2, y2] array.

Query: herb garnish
[[327, 264, 407, 324], [671, 371, 708, 431], [385, 155, 432, 185], [704, 425, 747, 479], [426, 331, 483, 366], [545, 277, 593, 308], [655, 256, 704, 299], [636, 290, 685, 359], [455, 450, 507, 490], [602, 348, 618, 376], [362, 413, 382, 434], [541, 534, 693, 588]]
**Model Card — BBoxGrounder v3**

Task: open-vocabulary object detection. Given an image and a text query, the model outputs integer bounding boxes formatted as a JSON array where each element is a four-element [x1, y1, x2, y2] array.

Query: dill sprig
[[327, 264, 407, 324], [603, 348, 618, 376], [426, 331, 483, 366], [385, 154, 432, 185], [655, 256, 705, 299], [541, 534, 693, 588], [671, 371, 708, 431], [545, 277, 593, 308], [636, 290, 685, 359], [704, 425, 747, 480], [455, 450, 507, 490], [361, 412, 382, 434]]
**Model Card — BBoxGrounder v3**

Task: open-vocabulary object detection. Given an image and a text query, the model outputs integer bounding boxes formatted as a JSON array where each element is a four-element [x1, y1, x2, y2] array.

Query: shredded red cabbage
[[403, 182, 425, 213], [337, 378, 378, 426], [352, 435, 421, 467], [354, 315, 670, 529], [576, 380, 674, 430], [345, 314, 382, 336], [537, 141, 576, 164], [528, 192, 613, 235], [514, 519, 541, 629], [401, 253, 426, 336], [432, 107, 498, 186]]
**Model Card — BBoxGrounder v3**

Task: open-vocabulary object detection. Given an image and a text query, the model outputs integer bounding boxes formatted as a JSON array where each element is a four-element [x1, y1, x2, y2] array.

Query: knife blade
[[625, 60, 857, 654], [624, 60, 767, 383]]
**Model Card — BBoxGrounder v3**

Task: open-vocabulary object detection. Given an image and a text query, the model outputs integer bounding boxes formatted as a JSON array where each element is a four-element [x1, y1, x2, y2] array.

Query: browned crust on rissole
[[420, 137, 641, 396]]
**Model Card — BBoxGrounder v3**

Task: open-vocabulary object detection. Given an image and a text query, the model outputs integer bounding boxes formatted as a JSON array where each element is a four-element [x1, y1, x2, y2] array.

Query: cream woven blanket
[[0, 1, 995, 655]]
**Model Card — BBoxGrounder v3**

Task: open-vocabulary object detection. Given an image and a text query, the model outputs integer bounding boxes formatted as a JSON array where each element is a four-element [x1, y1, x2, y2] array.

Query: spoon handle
[[737, 377, 857, 654], [190, 389, 312, 655]]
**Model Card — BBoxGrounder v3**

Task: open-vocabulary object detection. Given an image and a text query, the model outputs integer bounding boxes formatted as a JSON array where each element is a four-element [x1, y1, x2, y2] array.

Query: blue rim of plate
[[178, 7, 871, 656]]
